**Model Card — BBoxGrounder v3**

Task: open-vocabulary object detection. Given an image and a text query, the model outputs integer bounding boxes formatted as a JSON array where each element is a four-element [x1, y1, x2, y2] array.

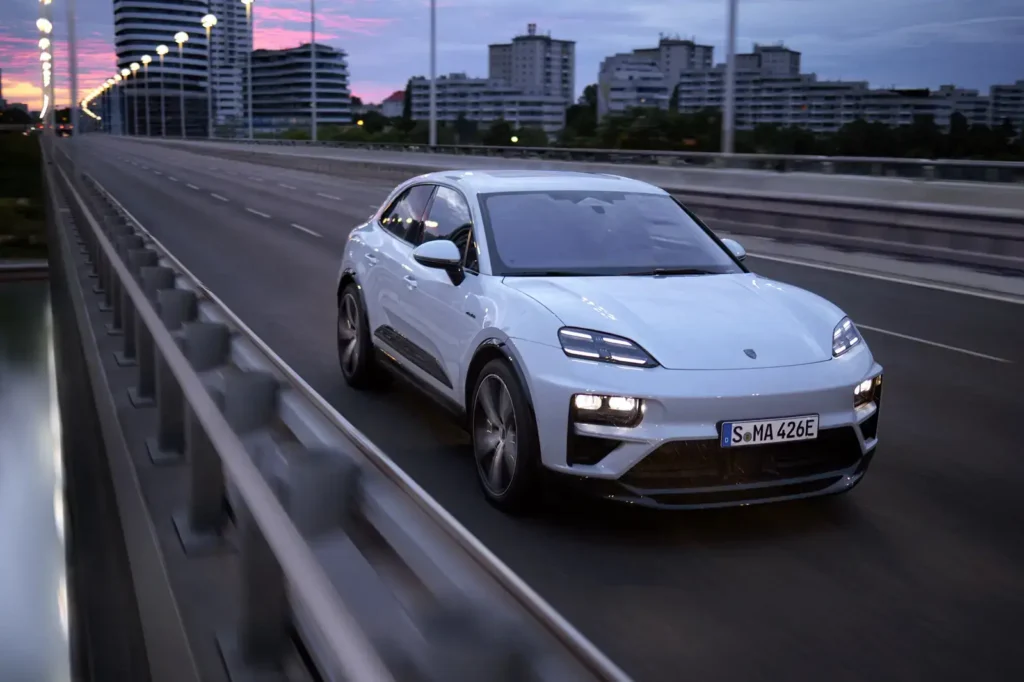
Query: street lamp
[[116, 73, 125, 135], [156, 44, 169, 137], [722, 0, 738, 155], [39, 37, 50, 49], [141, 55, 152, 136], [201, 14, 217, 139], [36, 18, 52, 32], [429, 0, 436, 146], [174, 32, 189, 137], [130, 62, 140, 135], [106, 78, 116, 132], [241, 0, 254, 140], [310, 0, 317, 140]]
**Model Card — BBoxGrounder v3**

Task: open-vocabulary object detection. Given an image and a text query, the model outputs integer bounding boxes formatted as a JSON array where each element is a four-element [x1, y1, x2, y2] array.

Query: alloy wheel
[[338, 293, 360, 376], [473, 374, 518, 496]]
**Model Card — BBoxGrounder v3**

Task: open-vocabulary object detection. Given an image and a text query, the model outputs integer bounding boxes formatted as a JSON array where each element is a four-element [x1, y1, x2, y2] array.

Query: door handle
[[403, 275, 418, 290], [364, 253, 378, 265]]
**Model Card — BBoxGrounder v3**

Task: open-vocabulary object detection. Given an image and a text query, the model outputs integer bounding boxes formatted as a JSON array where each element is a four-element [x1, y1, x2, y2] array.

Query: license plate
[[721, 415, 819, 448]]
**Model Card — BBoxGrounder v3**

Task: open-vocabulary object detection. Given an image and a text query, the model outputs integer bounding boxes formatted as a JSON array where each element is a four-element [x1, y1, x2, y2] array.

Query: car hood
[[503, 273, 844, 370]]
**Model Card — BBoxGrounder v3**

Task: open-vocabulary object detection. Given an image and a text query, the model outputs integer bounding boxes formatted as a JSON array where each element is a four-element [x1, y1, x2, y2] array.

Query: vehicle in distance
[[335, 169, 883, 512]]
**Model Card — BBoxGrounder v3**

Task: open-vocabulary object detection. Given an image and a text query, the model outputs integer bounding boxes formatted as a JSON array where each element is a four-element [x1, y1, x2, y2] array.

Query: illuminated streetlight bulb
[[36, 18, 52, 33], [156, 44, 169, 56], [130, 62, 140, 73], [142, 54, 152, 65], [40, 52, 52, 62], [121, 68, 130, 77], [174, 32, 189, 45], [241, 0, 253, 6], [106, 78, 115, 86], [115, 74, 123, 82], [39, 37, 50, 49], [201, 13, 217, 29]]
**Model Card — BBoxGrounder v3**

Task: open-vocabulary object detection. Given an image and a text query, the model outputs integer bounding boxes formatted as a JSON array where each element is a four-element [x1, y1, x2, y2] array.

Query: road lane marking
[[168, 176, 178, 182], [857, 324, 1012, 363], [291, 223, 322, 237], [153, 170, 162, 175], [246, 207, 271, 218], [249, 176, 264, 182], [279, 183, 296, 190], [187, 183, 200, 190], [747, 252, 1024, 306], [317, 192, 341, 201], [211, 193, 229, 202]]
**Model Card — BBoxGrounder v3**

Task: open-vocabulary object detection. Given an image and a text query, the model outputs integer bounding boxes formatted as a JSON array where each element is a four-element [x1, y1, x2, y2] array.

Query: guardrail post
[[146, 288, 197, 465], [115, 248, 159, 367], [106, 234, 144, 335], [172, 321, 232, 555], [219, 444, 359, 681], [129, 264, 176, 408]]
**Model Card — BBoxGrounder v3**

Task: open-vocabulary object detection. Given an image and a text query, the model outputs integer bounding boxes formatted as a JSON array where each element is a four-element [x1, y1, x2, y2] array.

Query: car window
[[418, 186, 478, 268], [463, 229, 480, 272], [478, 190, 745, 277], [379, 185, 435, 241]]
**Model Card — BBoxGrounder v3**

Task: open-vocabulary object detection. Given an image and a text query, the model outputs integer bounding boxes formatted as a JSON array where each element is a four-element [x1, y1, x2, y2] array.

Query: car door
[[368, 184, 436, 364], [398, 185, 486, 399]]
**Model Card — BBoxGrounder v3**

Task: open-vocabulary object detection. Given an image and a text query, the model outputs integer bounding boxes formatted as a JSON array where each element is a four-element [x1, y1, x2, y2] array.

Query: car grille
[[620, 426, 862, 490]]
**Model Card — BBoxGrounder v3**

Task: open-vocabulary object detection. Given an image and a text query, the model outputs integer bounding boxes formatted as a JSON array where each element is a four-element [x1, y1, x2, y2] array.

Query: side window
[[421, 186, 479, 270], [379, 185, 435, 241]]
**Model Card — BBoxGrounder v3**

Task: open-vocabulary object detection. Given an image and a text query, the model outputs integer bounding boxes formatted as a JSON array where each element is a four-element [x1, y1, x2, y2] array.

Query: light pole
[[309, 0, 317, 140], [66, 0, 79, 138], [156, 44, 169, 137], [141, 54, 152, 136], [115, 73, 125, 135], [722, 0, 738, 155], [106, 78, 115, 133], [242, 0, 254, 140], [130, 62, 140, 135], [429, 0, 436, 146], [174, 32, 189, 137], [202, 14, 217, 139], [36, 17, 53, 134]]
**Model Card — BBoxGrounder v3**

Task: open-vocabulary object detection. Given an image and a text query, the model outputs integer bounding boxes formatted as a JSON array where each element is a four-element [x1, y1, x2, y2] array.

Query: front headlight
[[557, 327, 658, 367], [832, 316, 862, 357]]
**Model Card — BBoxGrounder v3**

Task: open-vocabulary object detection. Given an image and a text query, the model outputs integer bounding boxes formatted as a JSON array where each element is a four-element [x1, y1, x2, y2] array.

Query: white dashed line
[[153, 170, 162, 175], [246, 207, 271, 218], [168, 176, 178, 182], [211, 193, 229, 202], [368, 204, 378, 210], [858, 324, 1012, 364], [140, 165, 149, 170], [317, 192, 341, 201], [290, 223, 322, 238], [279, 183, 296, 190], [249, 176, 264, 182], [187, 183, 200, 190]]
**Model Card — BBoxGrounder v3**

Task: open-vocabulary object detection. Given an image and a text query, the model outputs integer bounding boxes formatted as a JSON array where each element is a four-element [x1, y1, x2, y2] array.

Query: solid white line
[[317, 192, 341, 201], [246, 207, 271, 218], [279, 183, 297, 190], [211, 193, 229, 202], [291, 223, 322, 237], [857, 324, 1013, 363], [747, 251, 1024, 306], [186, 183, 200, 190]]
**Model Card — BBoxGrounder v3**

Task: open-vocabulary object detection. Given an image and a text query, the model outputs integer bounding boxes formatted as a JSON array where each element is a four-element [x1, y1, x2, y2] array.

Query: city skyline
[[0, 0, 1021, 109]]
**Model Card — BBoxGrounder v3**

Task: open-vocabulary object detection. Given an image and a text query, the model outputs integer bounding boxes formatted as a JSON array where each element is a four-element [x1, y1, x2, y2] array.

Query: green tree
[[483, 119, 515, 146]]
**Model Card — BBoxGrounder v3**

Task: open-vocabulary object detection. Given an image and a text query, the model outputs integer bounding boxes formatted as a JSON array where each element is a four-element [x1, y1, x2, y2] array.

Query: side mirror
[[721, 238, 746, 261], [412, 239, 462, 270]]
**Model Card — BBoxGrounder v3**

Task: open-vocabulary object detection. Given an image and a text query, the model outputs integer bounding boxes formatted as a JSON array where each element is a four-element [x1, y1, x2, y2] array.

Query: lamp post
[[722, 0, 738, 155], [241, 0, 254, 139], [106, 78, 115, 133], [130, 62, 140, 135], [429, 0, 436, 147], [156, 44, 169, 136], [309, 0, 317, 140], [115, 73, 125, 135], [66, 0, 79, 138], [36, 17, 53, 133], [174, 32, 189, 137], [141, 54, 152, 136], [201, 14, 217, 139]]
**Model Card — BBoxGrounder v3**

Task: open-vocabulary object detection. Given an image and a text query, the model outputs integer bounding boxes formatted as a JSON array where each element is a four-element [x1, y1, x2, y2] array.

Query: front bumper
[[512, 338, 882, 509]]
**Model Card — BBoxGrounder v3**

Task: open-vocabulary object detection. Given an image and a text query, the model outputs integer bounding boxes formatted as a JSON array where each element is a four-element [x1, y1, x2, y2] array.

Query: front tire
[[337, 282, 379, 389], [470, 359, 541, 514]]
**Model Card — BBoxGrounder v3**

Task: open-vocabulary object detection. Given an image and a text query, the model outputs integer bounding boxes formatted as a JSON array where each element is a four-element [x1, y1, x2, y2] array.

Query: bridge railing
[[45, 139, 631, 682], [162, 134, 1024, 184]]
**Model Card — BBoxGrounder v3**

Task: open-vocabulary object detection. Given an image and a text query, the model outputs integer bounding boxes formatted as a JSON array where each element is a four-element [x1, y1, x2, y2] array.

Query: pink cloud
[[0, 29, 114, 107], [254, 7, 394, 49]]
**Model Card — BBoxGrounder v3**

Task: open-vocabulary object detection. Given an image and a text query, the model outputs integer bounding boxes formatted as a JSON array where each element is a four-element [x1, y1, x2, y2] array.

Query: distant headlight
[[832, 316, 862, 357], [557, 327, 658, 367]]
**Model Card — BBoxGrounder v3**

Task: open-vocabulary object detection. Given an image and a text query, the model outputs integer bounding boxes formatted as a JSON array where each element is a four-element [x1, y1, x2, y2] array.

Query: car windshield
[[478, 190, 745, 276]]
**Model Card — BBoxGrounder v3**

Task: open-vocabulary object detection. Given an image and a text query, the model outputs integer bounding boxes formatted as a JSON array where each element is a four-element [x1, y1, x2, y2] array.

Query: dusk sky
[[1, 0, 1021, 109]]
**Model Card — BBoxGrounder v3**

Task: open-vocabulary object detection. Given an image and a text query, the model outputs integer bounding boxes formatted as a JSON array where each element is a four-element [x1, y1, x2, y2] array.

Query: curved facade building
[[112, 0, 249, 136], [249, 43, 352, 133]]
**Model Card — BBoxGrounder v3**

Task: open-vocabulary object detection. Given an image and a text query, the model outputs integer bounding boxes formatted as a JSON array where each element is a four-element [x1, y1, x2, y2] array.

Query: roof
[[414, 169, 667, 195], [383, 90, 404, 103]]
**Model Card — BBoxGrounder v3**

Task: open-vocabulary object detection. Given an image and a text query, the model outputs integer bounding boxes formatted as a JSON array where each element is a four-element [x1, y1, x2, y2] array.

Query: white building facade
[[488, 23, 575, 104], [409, 73, 567, 133], [249, 43, 352, 132], [208, 0, 249, 125], [597, 53, 670, 119]]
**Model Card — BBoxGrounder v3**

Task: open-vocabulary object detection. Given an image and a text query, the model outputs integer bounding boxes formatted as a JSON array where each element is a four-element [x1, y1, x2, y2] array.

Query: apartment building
[[597, 53, 670, 119], [409, 73, 567, 133], [488, 23, 575, 104], [249, 43, 351, 132], [990, 80, 1024, 130]]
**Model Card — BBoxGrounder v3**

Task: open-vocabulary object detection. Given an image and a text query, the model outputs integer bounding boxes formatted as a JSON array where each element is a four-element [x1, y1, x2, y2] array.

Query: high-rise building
[[990, 80, 1024, 131], [208, 0, 249, 126], [597, 53, 670, 119], [631, 36, 714, 87], [488, 23, 575, 104], [249, 43, 352, 133]]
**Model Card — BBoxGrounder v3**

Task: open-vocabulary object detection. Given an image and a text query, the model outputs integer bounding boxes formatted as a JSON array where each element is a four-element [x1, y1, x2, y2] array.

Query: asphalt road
[[79, 137, 1024, 682]]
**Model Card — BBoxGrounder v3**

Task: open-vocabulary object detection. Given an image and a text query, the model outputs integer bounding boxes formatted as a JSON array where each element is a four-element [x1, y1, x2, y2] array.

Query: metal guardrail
[[46, 139, 631, 682], [191, 135, 1024, 184]]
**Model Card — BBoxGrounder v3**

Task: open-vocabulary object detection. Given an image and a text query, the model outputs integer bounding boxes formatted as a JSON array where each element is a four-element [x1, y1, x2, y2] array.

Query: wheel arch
[[463, 338, 535, 419]]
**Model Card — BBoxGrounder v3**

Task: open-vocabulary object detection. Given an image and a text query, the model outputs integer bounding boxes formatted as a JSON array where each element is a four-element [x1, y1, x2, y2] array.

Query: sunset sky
[[1, 0, 1021, 110]]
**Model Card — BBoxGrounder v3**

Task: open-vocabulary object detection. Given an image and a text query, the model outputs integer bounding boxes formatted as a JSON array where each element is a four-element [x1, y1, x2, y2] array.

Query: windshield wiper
[[624, 268, 717, 276]]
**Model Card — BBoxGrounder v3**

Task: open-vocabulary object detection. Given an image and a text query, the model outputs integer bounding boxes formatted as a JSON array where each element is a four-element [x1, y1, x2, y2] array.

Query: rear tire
[[337, 282, 380, 389], [470, 359, 541, 514]]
